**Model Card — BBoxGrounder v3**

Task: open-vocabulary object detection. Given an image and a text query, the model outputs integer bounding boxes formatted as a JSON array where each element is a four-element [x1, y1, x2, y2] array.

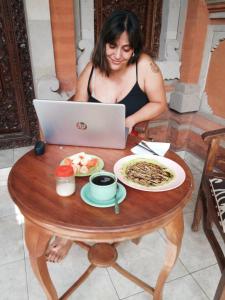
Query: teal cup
[[89, 171, 117, 202]]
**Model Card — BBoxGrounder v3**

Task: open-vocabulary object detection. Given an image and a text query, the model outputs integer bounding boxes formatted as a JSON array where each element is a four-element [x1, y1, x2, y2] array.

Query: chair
[[191, 128, 225, 300]]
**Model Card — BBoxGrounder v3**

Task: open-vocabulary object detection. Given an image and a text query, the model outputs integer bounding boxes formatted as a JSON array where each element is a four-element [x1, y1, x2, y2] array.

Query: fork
[[139, 141, 159, 156]]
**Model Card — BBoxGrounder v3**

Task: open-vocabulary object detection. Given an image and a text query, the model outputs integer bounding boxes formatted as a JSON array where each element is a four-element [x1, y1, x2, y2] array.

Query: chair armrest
[[202, 128, 225, 142]]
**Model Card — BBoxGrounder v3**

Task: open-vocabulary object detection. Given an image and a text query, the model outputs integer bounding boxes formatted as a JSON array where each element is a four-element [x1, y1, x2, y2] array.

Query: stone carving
[[37, 75, 75, 101], [0, 0, 39, 149]]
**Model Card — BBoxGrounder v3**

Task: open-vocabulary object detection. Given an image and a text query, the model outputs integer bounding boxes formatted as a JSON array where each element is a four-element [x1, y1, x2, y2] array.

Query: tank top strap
[[136, 60, 138, 83], [87, 66, 94, 96]]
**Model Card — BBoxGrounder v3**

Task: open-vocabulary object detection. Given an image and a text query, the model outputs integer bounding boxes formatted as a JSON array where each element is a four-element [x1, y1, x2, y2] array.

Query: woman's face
[[105, 31, 134, 72]]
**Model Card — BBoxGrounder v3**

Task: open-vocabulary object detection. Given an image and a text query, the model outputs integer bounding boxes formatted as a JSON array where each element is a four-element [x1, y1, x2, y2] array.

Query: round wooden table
[[8, 136, 193, 300]]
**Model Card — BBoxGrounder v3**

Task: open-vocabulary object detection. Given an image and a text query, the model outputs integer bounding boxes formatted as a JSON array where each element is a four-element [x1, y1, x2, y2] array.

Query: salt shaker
[[55, 165, 75, 197]]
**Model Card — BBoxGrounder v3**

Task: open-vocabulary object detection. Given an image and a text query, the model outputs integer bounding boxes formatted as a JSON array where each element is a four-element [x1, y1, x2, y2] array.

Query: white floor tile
[[0, 260, 28, 300], [124, 275, 209, 300], [179, 213, 217, 272], [0, 215, 24, 266], [0, 167, 11, 186], [0, 185, 16, 217], [68, 268, 119, 300], [122, 291, 149, 299], [192, 264, 221, 299], [164, 275, 209, 300], [0, 150, 13, 169]]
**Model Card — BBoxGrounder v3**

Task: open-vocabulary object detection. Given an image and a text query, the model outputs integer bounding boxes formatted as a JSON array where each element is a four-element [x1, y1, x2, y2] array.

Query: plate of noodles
[[113, 154, 186, 192]]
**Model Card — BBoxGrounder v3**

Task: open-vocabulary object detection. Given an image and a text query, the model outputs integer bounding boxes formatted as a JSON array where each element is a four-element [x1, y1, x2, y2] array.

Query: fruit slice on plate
[[60, 152, 104, 177]]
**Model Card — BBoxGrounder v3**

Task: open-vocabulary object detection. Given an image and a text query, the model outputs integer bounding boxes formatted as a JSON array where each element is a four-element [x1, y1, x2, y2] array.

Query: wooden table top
[[8, 136, 193, 242]]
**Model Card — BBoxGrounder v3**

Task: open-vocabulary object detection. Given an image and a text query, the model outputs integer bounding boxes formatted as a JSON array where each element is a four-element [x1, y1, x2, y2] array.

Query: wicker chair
[[191, 128, 225, 300]]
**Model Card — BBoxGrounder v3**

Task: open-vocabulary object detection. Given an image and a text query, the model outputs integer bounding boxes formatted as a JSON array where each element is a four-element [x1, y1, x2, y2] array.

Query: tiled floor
[[0, 147, 222, 299]]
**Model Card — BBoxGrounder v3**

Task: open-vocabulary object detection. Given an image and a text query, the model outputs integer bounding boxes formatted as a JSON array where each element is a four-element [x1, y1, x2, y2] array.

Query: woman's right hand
[[125, 116, 136, 134]]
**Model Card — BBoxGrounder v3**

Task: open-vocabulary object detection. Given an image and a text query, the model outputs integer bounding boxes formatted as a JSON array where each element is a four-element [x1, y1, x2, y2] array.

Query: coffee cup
[[89, 171, 117, 202]]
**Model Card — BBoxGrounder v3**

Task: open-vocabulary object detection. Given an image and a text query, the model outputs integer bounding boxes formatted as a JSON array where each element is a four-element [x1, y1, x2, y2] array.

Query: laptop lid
[[33, 99, 128, 149]]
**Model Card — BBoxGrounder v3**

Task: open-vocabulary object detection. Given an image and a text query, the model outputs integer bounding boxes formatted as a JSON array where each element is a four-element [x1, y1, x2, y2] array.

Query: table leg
[[154, 211, 184, 300], [24, 219, 58, 300]]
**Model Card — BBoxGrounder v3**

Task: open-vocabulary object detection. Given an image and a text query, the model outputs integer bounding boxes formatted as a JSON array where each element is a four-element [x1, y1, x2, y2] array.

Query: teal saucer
[[80, 183, 126, 208]]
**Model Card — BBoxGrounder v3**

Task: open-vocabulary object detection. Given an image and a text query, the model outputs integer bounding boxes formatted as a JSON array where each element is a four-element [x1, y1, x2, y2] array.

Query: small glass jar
[[55, 165, 75, 197]]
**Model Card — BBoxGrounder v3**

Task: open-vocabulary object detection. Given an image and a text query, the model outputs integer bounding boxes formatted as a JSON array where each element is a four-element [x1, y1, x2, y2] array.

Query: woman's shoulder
[[80, 61, 93, 76], [75, 62, 94, 101], [137, 53, 161, 75], [77, 62, 94, 84]]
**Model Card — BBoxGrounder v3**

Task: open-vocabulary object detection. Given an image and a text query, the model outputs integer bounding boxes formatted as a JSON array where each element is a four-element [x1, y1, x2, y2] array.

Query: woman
[[46, 9, 167, 263]]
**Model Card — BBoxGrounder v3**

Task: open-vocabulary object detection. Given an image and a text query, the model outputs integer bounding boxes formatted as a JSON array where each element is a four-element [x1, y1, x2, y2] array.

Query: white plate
[[113, 154, 186, 192]]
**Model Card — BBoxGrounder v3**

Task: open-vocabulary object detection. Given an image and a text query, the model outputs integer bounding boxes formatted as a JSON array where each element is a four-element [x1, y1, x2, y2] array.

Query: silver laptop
[[33, 99, 128, 149]]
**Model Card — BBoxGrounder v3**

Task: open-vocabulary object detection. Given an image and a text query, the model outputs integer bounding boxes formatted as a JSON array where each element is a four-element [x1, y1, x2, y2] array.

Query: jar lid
[[55, 165, 74, 177]]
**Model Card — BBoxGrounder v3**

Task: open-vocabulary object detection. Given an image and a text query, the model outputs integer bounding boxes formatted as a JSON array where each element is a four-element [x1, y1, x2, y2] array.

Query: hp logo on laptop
[[76, 122, 87, 130]]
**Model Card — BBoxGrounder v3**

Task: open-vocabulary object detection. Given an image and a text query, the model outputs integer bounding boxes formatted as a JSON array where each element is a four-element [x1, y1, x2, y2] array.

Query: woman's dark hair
[[92, 10, 143, 76]]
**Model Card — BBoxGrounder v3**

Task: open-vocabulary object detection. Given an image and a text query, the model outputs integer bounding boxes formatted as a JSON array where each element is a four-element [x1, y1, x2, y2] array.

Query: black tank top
[[87, 63, 149, 117]]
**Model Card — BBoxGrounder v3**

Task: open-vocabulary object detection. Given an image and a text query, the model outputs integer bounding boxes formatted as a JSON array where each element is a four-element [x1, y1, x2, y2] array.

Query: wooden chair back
[[192, 128, 225, 300]]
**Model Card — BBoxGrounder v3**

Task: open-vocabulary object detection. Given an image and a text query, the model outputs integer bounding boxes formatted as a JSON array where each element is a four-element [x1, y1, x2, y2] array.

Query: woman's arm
[[74, 62, 93, 101], [125, 54, 167, 132]]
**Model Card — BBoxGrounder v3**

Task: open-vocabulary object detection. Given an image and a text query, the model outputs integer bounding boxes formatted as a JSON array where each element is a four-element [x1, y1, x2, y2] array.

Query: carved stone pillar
[[157, 0, 187, 81]]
